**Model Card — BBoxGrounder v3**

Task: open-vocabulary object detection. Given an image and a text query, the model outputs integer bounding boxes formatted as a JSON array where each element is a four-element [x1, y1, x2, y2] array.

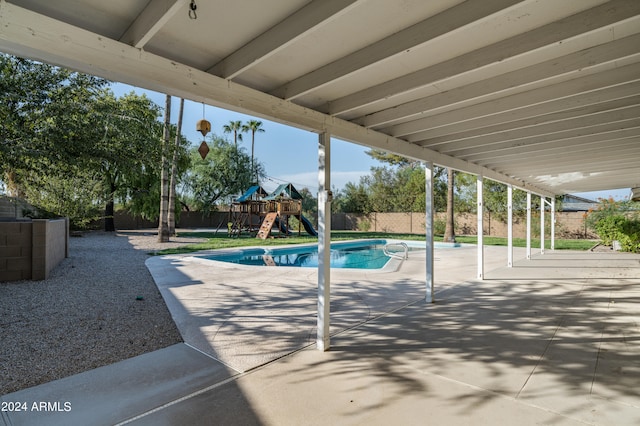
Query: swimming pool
[[196, 239, 451, 270]]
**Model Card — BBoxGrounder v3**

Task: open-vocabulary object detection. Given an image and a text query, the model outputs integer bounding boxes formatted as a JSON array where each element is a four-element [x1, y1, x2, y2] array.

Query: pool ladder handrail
[[383, 242, 409, 260]]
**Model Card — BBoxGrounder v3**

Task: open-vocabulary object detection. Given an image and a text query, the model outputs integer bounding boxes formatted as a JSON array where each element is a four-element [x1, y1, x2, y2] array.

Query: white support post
[[526, 192, 532, 260], [317, 132, 331, 351], [424, 162, 434, 303], [551, 197, 556, 251], [540, 196, 545, 255], [507, 184, 513, 268], [477, 175, 484, 280]]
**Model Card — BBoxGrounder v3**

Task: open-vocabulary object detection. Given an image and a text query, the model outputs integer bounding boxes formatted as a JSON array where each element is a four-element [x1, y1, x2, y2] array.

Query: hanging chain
[[189, 0, 197, 19]]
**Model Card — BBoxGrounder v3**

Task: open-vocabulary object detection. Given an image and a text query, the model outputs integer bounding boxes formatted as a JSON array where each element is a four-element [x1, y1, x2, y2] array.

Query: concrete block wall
[[0, 218, 69, 282], [330, 211, 596, 239], [0, 222, 33, 281]]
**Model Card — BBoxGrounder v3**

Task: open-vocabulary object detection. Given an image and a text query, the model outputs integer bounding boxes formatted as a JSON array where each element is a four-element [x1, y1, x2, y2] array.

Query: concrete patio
[[2, 245, 639, 425]]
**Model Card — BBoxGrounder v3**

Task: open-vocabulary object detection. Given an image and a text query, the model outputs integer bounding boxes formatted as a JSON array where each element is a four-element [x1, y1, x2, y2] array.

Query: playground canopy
[[264, 184, 303, 201], [236, 186, 269, 203]]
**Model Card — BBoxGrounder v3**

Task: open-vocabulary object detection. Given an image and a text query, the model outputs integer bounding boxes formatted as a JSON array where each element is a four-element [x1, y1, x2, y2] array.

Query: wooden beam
[[119, 0, 188, 48], [270, 0, 522, 100], [0, 1, 555, 197], [356, 34, 640, 128], [419, 103, 640, 149], [208, 0, 359, 79], [389, 73, 640, 139], [327, 0, 640, 116]]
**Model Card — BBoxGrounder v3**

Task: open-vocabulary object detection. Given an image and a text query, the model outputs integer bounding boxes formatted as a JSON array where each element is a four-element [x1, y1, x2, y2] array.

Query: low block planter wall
[[0, 218, 69, 282]]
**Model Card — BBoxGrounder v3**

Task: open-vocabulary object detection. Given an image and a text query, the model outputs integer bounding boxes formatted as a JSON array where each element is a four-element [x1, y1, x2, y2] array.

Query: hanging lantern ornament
[[198, 141, 210, 159], [196, 118, 211, 137], [196, 103, 211, 159]]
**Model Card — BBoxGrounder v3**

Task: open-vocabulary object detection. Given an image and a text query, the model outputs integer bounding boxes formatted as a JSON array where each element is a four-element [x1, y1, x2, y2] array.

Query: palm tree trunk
[[251, 130, 255, 184], [158, 94, 171, 242], [168, 98, 184, 236]]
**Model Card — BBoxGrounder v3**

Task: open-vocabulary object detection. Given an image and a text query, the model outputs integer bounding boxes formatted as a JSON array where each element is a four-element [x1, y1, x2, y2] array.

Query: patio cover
[[1, 0, 639, 195]]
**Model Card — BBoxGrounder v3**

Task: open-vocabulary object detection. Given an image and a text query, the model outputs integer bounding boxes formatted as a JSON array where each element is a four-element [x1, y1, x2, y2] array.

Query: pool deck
[[2, 244, 639, 425]]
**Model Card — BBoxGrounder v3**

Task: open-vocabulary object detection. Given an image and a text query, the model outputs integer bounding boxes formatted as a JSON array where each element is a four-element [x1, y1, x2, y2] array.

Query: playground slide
[[300, 215, 318, 237], [274, 217, 291, 235]]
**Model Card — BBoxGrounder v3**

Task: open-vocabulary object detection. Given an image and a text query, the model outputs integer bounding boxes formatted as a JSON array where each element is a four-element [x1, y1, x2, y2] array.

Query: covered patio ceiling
[[1, 0, 639, 197]]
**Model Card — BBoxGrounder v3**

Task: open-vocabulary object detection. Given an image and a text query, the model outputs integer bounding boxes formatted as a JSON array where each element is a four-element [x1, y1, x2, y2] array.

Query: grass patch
[[156, 231, 597, 255]]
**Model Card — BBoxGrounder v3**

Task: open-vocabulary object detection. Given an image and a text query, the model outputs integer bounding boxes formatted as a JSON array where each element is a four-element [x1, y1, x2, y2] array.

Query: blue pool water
[[197, 240, 451, 270]]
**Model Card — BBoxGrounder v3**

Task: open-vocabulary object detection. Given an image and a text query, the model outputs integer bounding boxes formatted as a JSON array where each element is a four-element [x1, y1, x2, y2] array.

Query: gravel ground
[[0, 230, 205, 396]]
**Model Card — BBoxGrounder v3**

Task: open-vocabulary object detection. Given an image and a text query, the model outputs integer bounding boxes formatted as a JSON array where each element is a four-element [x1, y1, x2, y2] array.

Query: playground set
[[228, 183, 317, 239]]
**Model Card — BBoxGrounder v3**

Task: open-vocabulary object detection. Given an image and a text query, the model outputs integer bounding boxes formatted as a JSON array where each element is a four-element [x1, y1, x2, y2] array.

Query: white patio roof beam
[[0, 1, 555, 198], [439, 119, 640, 157], [327, 0, 640, 116], [271, 0, 522, 100], [401, 86, 640, 142], [418, 104, 640, 148], [385, 63, 640, 138], [207, 0, 360, 79], [119, 0, 188, 49], [357, 34, 640, 128]]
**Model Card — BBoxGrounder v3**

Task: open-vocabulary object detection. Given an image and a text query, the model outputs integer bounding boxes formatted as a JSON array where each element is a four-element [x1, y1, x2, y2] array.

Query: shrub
[[592, 215, 626, 246], [585, 197, 640, 253]]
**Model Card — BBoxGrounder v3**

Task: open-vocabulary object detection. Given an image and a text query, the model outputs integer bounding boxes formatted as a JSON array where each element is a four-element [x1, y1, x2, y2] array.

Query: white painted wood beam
[[402, 88, 640, 142], [439, 118, 640, 157], [494, 155, 640, 175], [385, 64, 640, 138], [462, 128, 640, 162], [551, 198, 556, 251], [526, 192, 532, 260], [208, 0, 359, 79], [356, 34, 640, 128], [425, 162, 434, 303], [507, 185, 513, 268], [540, 196, 545, 255], [419, 103, 640, 148], [479, 137, 640, 167], [477, 176, 484, 280], [271, 0, 522, 100], [0, 0, 555, 198], [327, 0, 640, 116], [317, 132, 331, 352], [119, 0, 188, 49]]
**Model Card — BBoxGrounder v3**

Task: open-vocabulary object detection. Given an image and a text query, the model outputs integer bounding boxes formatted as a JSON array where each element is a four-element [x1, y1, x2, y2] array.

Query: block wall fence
[[109, 210, 595, 239]]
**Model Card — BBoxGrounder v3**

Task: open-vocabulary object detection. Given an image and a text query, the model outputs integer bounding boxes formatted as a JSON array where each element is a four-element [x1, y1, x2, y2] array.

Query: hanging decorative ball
[[198, 141, 210, 159], [196, 119, 211, 137]]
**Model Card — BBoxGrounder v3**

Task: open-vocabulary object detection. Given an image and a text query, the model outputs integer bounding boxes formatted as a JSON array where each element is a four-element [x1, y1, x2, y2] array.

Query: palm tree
[[242, 120, 265, 184], [223, 120, 244, 149]]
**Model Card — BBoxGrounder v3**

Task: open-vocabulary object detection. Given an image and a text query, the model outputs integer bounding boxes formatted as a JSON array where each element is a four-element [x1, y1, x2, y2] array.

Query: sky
[[110, 83, 631, 201], [110, 83, 380, 194]]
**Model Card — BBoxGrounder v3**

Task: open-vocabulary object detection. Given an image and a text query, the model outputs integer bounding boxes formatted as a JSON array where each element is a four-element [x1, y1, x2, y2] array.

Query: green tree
[[184, 135, 263, 213], [87, 91, 164, 231], [335, 182, 370, 213], [242, 120, 265, 184], [0, 54, 107, 186]]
